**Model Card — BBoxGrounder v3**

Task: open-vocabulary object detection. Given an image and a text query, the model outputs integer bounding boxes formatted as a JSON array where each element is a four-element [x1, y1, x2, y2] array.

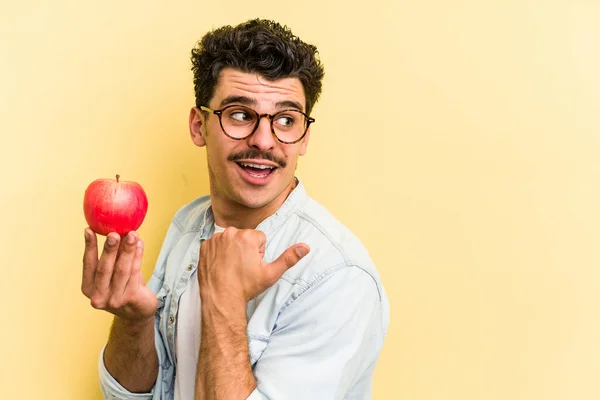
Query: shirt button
[[168, 315, 174, 325], [187, 264, 193, 271]]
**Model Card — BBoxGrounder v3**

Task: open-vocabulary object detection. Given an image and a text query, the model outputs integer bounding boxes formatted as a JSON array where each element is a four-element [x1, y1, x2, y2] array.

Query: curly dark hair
[[191, 19, 325, 115]]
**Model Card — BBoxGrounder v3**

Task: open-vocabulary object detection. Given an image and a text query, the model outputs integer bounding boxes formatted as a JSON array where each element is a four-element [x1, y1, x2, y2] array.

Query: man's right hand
[[82, 228, 158, 322]]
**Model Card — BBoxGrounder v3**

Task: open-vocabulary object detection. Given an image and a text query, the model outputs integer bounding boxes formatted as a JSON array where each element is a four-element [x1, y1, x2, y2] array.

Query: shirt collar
[[256, 178, 309, 236], [199, 177, 309, 238]]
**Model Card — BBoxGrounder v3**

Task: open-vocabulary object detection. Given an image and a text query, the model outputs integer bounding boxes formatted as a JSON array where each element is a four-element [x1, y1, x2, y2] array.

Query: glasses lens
[[220, 106, 308, 142], [221, 106, 258, 139], [272, 110, 307, 143]]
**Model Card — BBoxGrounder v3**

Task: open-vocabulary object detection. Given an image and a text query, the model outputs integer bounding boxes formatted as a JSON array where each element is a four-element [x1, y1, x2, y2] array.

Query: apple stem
[[116, 174, 120, 183]]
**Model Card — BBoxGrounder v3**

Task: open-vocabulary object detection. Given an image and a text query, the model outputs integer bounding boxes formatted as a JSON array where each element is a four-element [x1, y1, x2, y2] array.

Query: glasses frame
[[199, 105, 315, 144]]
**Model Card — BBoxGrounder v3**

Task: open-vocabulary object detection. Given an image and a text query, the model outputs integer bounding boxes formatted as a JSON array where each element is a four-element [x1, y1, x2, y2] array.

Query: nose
[[247, 115, 276, 151]]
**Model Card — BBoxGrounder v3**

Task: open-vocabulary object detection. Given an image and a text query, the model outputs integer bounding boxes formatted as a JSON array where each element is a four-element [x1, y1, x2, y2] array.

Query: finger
[[110, 232, 140, 297], [82, 228, 98, 297], [268, 243, 310, 280], [124, 238, 145, 297], [94, 232, 121, 294], [256, 230, 267, 255], [256, 230, 267, 246]]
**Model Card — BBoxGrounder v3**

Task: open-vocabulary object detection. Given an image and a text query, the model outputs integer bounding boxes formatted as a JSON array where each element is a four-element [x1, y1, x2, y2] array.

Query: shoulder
[[258, 196, 389, 338], [170, 194, 211, 234], [148, 195, 210, 285], [268, 197, 385, 302]]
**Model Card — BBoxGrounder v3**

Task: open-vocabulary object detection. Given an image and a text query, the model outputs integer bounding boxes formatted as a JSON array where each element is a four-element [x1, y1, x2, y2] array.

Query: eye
[[230, 110, 253, 122], [275, 114, 296, 127]]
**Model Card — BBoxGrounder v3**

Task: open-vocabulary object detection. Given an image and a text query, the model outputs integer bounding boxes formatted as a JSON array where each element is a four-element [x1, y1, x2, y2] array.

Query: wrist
[[200, 294, 247, 323], [113, 315, 155, 335]]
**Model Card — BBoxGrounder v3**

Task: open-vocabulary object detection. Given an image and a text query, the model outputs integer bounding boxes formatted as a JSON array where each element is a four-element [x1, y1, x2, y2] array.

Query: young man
[[82, 19, 389, 400]]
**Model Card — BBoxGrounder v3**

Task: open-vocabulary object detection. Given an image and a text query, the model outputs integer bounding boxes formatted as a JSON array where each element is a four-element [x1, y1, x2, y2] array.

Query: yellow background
[[1, 0, 599, 399]]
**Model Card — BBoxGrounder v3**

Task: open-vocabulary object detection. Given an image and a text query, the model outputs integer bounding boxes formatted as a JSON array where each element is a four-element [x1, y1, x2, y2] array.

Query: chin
[[234, 191, 278, 209], [233, 180, 293, 210]]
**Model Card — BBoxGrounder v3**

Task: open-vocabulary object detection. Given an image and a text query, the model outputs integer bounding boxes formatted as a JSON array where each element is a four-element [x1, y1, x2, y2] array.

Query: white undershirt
[[174, 224, 225, 400]]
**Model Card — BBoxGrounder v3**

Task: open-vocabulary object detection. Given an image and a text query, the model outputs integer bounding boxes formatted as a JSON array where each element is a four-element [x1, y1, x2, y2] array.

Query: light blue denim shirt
[[99, 180, 390, 399]]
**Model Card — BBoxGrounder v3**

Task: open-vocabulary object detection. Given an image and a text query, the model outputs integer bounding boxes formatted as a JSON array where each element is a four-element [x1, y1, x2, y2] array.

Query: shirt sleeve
[[245, 266, 388, 400], [97, 220, 183, 400], [98, 345, 155, 400]]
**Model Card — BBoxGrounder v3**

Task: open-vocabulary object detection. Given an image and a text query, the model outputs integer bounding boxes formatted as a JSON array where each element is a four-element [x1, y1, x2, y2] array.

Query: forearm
[[195, 299, 255, 400], [104, 316, 158, 393]]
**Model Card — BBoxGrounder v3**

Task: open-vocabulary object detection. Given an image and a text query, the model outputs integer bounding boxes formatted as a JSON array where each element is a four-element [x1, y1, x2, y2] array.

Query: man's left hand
[[197, 228, 310, 305]]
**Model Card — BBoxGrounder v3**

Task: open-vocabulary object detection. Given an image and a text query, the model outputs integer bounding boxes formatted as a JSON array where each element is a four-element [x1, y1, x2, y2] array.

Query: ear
[[298, 127, 311, 156], [189, 107, 207, 147]]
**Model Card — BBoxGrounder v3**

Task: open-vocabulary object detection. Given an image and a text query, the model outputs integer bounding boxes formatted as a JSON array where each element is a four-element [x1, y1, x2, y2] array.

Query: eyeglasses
[[200, 105, 315, 144]]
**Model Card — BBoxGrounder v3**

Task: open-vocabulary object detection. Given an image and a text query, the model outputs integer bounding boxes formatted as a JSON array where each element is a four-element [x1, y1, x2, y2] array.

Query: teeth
[[248, 172, 269, 178], [239, 162, 274, 170]]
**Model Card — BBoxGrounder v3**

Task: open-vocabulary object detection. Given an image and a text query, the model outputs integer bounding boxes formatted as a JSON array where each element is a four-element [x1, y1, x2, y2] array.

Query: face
[[189, 68, 311, 213]]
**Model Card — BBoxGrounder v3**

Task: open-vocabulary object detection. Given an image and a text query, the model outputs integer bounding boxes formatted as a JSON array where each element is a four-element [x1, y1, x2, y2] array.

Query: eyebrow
[[218, 96, 305, 112], [219, 95, 255, 108], [275, 100, 304, 111]]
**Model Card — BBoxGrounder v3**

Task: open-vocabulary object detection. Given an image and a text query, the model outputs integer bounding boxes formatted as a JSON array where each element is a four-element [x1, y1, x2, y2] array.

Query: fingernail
[[84, 229, 91, 240], [296, 246, 309, 258], [126, 233, 136, 244], [107, 236, 117, 246]]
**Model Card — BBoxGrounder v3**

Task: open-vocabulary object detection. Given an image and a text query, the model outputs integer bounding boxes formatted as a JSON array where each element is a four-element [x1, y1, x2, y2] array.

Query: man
[[82, 18, 389, 400]]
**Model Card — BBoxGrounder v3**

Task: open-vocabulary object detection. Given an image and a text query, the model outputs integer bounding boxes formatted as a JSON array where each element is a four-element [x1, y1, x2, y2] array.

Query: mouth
[[235, 160, 278, 184]]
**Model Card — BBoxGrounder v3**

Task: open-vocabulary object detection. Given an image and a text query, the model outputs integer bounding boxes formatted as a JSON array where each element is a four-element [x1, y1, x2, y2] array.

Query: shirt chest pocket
[[156, 285, 169, 312], [155, 285, 172, 337]]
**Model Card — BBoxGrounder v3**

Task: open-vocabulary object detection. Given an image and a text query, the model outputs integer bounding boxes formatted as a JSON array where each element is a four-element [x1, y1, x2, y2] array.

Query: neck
[[210, 179, 297, 230]]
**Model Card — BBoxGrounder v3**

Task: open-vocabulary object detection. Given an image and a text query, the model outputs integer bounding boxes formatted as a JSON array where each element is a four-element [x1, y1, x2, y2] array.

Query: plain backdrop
[[1, 1, 599, 399]]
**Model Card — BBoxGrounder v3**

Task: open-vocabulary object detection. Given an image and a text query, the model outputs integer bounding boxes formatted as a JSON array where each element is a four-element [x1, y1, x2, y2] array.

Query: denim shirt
[[98, 181, 390, 400]]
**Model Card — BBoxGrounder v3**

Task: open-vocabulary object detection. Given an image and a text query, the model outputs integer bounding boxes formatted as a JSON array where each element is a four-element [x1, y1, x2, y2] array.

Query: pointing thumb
[[295, 245, 309, 259], [272, 243, 311, 274]]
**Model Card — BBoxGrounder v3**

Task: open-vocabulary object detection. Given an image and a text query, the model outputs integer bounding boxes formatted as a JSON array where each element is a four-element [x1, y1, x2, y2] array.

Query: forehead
[[211, 68, 306, 111]]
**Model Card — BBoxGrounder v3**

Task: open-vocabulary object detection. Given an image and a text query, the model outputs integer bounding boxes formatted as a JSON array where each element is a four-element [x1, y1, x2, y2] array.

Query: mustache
[[228, 149, 287, 168]]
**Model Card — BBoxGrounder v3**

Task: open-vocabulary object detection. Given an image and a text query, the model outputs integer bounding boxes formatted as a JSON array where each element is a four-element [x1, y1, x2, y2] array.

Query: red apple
[[83, 174, 148, 236]]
